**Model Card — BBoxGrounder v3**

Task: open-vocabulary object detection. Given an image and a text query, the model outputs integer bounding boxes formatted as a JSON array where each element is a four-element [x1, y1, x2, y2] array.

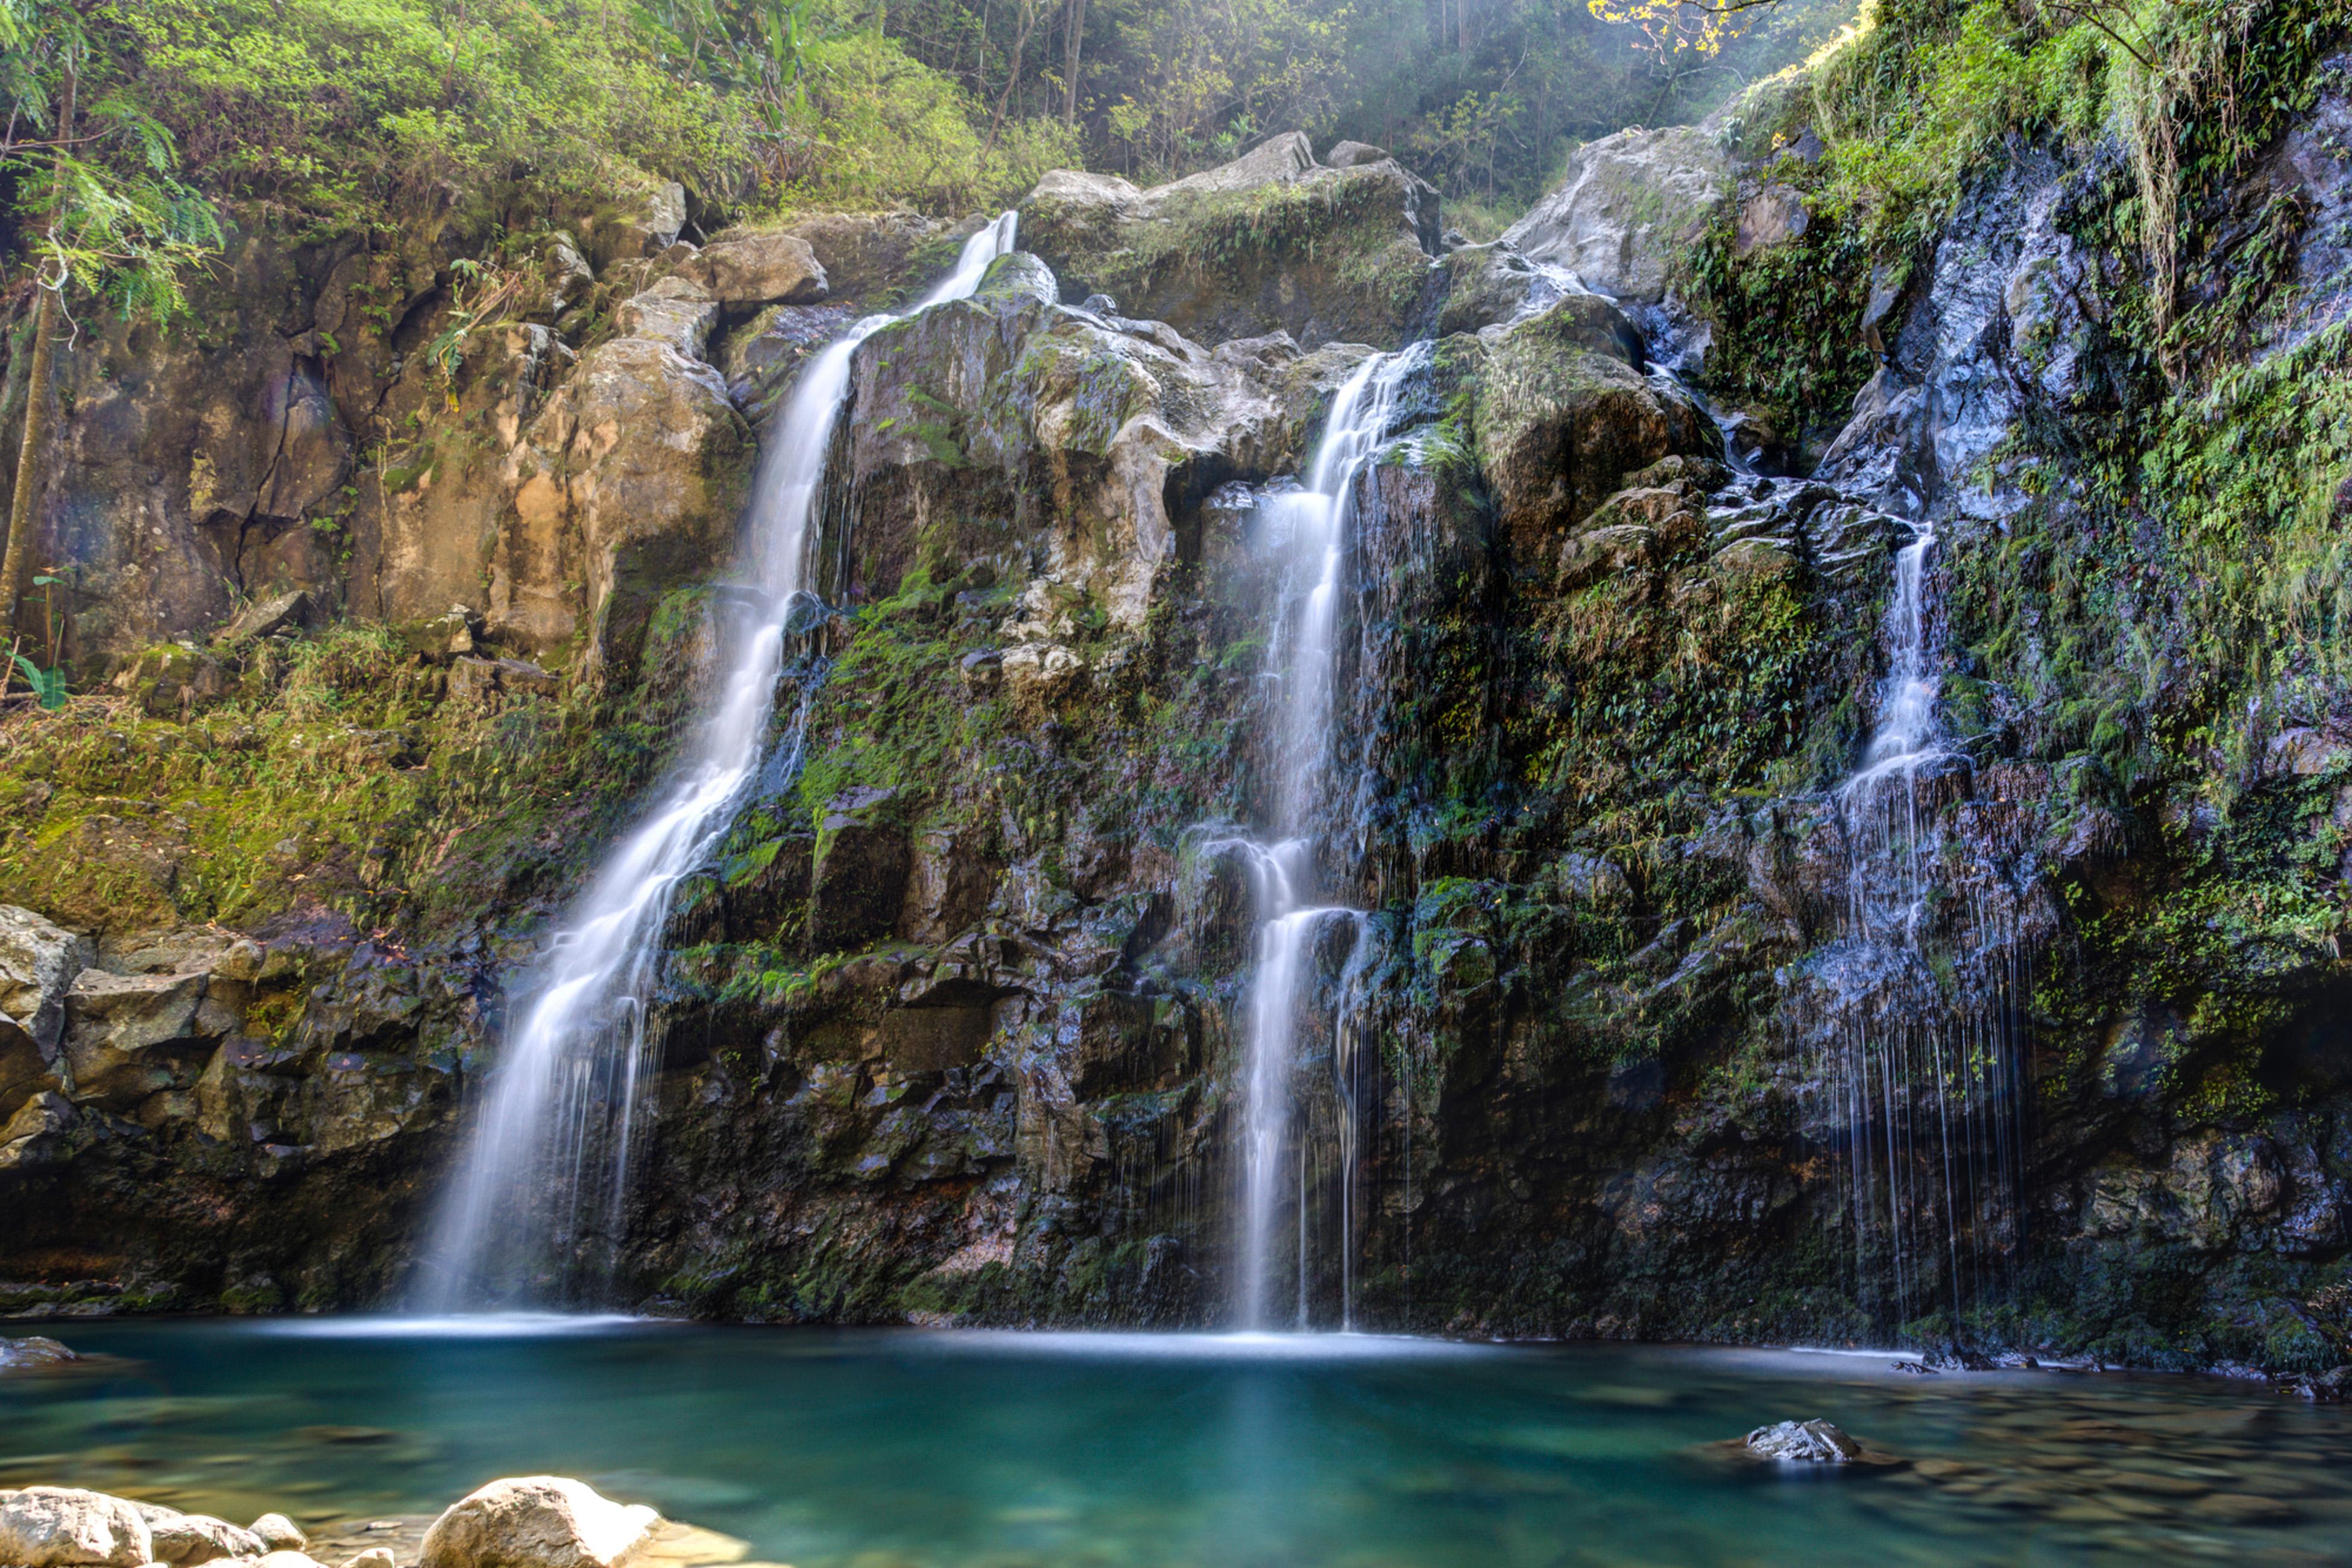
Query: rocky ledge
[[0, 1477, 763, 1568]]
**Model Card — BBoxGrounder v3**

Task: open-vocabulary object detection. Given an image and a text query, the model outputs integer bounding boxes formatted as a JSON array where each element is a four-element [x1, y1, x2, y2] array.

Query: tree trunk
[[0, 58, 72, 656], [1061, 0, 1086, 127], [981, 0, 1036, 160]]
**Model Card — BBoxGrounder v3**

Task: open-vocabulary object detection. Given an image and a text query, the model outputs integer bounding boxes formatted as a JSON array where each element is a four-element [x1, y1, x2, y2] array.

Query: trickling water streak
[[419, 215, 1020, 1311], [1811, 505, 2029, 1340]]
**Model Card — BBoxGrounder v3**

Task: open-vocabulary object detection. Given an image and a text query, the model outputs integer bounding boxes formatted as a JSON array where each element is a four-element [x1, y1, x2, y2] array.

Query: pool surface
[[3, 1320, 2348, 1566]]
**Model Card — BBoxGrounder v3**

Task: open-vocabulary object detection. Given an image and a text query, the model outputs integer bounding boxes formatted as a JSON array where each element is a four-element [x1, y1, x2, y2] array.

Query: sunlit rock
[[1502, 125, 1732, 303], [0, 1487, 154, 1568], [419, 1478, 658, 1568]]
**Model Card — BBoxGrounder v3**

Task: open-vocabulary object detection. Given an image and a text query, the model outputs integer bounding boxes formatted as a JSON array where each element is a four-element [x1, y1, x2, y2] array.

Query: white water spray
[[419, 215, 1019, 1310]]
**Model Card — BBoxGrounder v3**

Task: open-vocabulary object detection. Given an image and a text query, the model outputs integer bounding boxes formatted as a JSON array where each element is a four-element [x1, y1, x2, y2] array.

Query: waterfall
[[1225, 346, 1419, 1331], [417, 214, 1020, 1312], [1809, 509, 2028, 1339]]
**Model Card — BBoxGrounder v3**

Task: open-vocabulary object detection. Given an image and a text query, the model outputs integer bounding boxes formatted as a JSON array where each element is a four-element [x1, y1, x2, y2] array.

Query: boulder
[[1735, 184, 1810, 255], [1469, 297, 1717, 564], [0, 1091, 77, 1170], [1744, 1419, 1861, 1462], [339, 1552, 397, 1568], [418, 1478, 658, 1568], [0, 1334, 78, 1372], [250, 1516, 307, 1552], [612, 277, 721, 361], [581, 175, 688, 271], [0, 1487, 154, 1567], [771, 212, 954, 300], [1558, 523, 1657, 588], [215, 588, 315, 643], [2263, 727, 2349, 779], [1501, 125, 1733, 303], [1712, 537, 1796, 579], [502, 336, 754, 675], [1155, 129, 1320, 197], [133, 1506, 265, 1566], [1324, 140, 1390, 169], [543, 233, 595, 318], [679, 232, 827, 309], [1432, 242, 1614, 339], [1020, 133, 1442, 348], [0, 905, 91, 1116]]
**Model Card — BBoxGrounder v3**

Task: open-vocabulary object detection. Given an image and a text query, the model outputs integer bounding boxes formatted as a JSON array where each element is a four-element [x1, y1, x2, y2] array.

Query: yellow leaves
[[1585, 0, 1774, 57]]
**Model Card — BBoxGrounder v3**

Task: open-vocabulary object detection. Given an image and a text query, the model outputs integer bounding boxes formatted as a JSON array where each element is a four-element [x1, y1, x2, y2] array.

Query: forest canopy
[[3, 0, 1855, 276]]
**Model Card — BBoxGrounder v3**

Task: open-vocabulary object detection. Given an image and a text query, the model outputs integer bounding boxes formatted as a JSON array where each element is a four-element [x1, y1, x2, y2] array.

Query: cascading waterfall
[[1225, 346, 1420, 1332], [418, 214, 1020, 1311], [1811, 511, 2028, 1338]]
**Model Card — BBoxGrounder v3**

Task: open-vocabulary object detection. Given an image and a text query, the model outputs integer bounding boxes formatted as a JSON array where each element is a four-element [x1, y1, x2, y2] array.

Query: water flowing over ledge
[[418, 216, 1022, 1312]]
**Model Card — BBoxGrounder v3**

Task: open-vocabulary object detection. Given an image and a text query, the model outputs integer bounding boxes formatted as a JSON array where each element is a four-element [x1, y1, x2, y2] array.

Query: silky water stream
[[1214, 345, 1423, 1330]]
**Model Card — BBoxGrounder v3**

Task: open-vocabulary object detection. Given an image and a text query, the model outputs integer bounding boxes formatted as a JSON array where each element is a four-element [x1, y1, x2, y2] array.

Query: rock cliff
[[4, 61, 2352, 1384]]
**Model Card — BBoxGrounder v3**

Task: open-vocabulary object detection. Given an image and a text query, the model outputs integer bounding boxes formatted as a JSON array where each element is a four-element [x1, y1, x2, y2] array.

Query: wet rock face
[[11, 179, 771, 680], [837, 250, 1367, 636]]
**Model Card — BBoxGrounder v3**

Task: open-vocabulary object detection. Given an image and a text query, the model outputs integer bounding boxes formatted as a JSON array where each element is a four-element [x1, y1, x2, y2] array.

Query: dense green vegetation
[[1, 0, 1861, 286]]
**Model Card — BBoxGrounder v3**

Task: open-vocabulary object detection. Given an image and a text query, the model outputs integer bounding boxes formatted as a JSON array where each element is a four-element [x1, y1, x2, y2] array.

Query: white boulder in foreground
[[250, 1516, 307, 1552], [0, 1487, 153, 1567], [420, 1479, 659, 1568], [131, 1503, 266, 1566]]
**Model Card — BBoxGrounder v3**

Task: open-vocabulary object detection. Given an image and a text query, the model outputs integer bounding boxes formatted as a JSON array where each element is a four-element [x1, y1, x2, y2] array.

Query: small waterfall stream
[[1812, 506, 2028, 1338], [418, 215, 1020, 1311], [1224, 346, 1420, 1331]]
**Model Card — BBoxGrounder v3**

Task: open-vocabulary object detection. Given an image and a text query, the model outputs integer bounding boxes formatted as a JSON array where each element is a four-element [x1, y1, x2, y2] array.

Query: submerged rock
[[0, 1335, 77, 1373], [1745, 1419, 1862, 1463], [418, 1477, 658, 1568]]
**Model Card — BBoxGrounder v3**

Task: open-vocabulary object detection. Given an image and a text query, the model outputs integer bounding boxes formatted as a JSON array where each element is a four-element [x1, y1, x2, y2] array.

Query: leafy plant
[[9, 653, 65, 710]]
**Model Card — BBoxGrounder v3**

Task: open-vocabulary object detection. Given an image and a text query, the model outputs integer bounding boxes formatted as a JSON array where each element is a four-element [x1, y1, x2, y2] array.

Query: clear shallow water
[[4, 1322, 2350, 1567]]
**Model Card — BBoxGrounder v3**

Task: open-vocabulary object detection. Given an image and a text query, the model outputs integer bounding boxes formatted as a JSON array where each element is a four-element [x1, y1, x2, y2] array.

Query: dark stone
[[809, 789, 911, 951]]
